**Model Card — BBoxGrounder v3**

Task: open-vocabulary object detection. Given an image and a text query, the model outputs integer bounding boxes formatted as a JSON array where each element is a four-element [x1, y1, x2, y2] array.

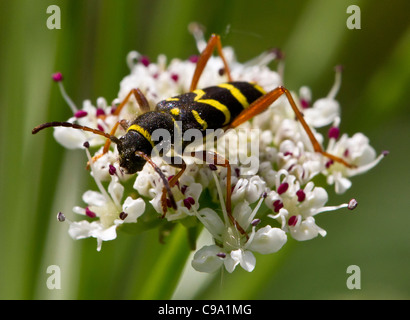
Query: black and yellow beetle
[[32, 34, 353, 234]]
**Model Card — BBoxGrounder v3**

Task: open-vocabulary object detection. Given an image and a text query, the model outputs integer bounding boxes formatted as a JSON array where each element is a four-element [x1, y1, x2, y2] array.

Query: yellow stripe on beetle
[[193, 89, 206, 101], [217, 83, 249, 108], [170, 108, 180, 116], [193, 89, 231, 125], [127, 124, 155, 147], [191, 110, 208, 130], [252, 83, 266, 95]]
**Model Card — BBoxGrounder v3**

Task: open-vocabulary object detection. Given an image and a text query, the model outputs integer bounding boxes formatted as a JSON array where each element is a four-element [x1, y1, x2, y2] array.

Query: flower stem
[[134, 224, 191, 299]]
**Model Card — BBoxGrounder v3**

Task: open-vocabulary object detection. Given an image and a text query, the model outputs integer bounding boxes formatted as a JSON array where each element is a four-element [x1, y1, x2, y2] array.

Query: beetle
[[32, 34, 353, 235]]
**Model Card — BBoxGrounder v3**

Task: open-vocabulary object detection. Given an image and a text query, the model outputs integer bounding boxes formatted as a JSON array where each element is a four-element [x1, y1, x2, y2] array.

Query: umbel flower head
[[46, 25, 385, 273]]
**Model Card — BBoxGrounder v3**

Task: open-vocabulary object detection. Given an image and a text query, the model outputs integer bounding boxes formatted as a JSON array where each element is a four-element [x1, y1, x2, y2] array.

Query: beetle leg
[[228, 86, 355, 168], [189, 150, 248, 238], [160, 157, 187, 218], [190, 34, 233, 91], [113, 88, 150, 115]]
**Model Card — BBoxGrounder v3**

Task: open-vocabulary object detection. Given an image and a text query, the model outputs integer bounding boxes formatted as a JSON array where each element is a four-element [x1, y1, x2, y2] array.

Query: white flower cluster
[[52, 28, 385, 273]]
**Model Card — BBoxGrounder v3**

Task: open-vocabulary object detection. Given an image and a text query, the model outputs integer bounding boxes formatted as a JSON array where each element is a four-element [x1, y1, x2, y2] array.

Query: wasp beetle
[[32, 34, 353, 235]]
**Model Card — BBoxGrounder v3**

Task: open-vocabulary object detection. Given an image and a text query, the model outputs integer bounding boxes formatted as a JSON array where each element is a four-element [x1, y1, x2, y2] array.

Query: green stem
[[134, 224, 192, 299]]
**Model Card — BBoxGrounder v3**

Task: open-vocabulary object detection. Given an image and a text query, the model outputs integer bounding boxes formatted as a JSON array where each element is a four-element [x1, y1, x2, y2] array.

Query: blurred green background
[[0, 0, 409, 300]]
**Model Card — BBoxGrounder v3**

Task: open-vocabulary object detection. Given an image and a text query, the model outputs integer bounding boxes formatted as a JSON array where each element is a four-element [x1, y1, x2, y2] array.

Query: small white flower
[[53, 97, 115, 149], [93, 151, 130, 183], [231, 176, 267, 204], [68, 220, 120, 252], [303, 66, 342, 128], [66, 148, 146, 251], [304, 98, 340, 128], [69, 176, 145, 250], [133, 159, 204, 220], [265, 170, 350, 241], [324, 132, 387, 194], [191, 174, 286, 273], [277, 139, 322, 183], [192, 213, 287, 273], [149, 181, 203, 221]]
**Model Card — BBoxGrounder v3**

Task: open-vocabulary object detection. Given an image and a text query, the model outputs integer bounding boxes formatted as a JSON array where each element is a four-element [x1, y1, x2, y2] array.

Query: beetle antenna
[[32, 121, 121, 145]]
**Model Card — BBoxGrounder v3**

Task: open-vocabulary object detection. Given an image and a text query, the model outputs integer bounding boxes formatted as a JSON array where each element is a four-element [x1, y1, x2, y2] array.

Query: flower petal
[[305, 98, 340, 127], [68, 220, 95, 239], [196, 208, 225, 238], [53, 126, 87, 149], [122, 197, 146, 223], [108, 176, 124, 204], [68, 220, 119, 251], [226, 249, 256, 273], [247, 226, 287, 254], [191, 245, 224, 273], [82, 190, 106, 207], [289, 216, 326, 241]]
